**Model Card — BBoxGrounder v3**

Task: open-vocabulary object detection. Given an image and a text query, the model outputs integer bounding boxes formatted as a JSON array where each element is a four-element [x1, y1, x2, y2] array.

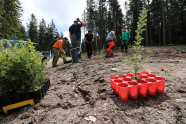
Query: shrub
[[0, 39, 46, 98]]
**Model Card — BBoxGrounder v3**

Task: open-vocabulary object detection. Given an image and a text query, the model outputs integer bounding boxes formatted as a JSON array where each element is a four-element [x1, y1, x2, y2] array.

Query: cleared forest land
[[1, 46, 186, 124]]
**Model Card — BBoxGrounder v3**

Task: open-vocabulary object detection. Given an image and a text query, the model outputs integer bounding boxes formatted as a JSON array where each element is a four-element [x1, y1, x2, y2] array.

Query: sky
[[19, 0, 129, 41]]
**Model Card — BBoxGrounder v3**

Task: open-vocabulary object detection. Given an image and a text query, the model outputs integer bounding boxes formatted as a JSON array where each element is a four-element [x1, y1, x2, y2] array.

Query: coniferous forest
[[0, 0, 185, 53], [81, 0, 186, 53]]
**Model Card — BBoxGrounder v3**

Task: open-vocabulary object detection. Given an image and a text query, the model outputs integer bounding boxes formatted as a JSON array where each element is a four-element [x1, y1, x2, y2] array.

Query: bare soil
[[0, 46, 186, 124]]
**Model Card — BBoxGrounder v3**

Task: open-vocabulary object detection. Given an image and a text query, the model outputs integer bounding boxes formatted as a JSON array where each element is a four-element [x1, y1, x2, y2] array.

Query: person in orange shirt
[[52, 37, 68, 67]]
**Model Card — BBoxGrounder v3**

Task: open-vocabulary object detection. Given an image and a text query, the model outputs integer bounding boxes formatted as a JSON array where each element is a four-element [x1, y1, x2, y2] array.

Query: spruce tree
[[1, 0, 24, 39], [27, 13, 38, 43], [38, 18, 47, 51]]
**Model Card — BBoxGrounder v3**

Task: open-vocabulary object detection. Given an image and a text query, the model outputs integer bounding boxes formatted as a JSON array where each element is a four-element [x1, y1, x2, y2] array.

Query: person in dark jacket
[[84, 29, 94, 58], [50, 36, 60, 58], [69, 18, 85, 63], [50, 36, 60, 49]]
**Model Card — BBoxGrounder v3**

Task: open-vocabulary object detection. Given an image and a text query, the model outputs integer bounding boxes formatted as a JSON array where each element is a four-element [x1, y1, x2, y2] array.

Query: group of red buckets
[[110, 72, 166, 101]]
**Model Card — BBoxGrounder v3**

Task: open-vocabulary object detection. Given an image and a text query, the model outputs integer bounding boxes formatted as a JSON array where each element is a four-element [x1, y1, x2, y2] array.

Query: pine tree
[[38, 18, 46, 51], [1, 0, 24, 39], [27, 13, 38, 43], [16, 25, 27, 40]]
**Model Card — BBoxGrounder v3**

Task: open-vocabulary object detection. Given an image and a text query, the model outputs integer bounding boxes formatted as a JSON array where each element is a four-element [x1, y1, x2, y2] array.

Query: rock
[[178, 51, 182, 54], [181, 49, 186, 53], [20, 114, 30, 120], [100, 93, 107, 100], [99, 78, 105, 83], [84, 116, 96, 122], [33, 106, 39, 110], [161, 69, 164, 71], [98, 88, 106, 94], [58, 103, 68, 109], [104, 116, 109, 121]]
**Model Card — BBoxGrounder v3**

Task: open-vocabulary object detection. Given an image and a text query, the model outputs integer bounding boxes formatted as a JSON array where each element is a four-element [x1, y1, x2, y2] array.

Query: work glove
[[76, 18, 80, 22]]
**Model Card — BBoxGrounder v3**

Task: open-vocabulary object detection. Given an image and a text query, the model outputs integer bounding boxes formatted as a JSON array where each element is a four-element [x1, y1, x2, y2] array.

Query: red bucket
[[140, 72, 150, 75], [128, 81, 139, 99], [147, 74, 157, 79], [113, 79, 123, 95], [126, 74, 133, 78], [122, 78, 132, 81], [110, 76, 118, 90], [137, 80, 148, 97], [146, 78, 157, 96], [139, 75, 148, 79], [118, 75, 126, 79], [154, 77, 166, 94], [118, 83, 128, 101]]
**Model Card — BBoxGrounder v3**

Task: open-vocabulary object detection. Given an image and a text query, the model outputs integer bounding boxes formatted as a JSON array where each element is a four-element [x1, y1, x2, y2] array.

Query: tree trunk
[[162, 0, 166, 45], [166, 0, 172, 44], [147, 0, 152, 44], [144, 0, 148, 46]]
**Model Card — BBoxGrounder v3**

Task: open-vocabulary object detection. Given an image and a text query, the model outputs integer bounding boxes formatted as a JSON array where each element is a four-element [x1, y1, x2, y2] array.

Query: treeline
[[81, 0, 186, 53], [81, 0, 124, 53], [0, 0, 71, 52], [126, 0, 186, 46]]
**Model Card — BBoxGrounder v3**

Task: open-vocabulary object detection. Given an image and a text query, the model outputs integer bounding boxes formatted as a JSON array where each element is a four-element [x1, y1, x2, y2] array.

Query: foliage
[[0, 0, 27, 40], [0, 39, 46, 98], [60, 54, 67, 62], [123, 8, 148, 80], [27, 13, 38, 43], [100, 49, 105, 62]]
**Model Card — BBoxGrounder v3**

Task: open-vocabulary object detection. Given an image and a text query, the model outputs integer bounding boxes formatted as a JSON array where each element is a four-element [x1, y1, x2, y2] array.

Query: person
[[52, 37, 68, 67], [84, 29, 94, 58], [106, 29, 116, 56], [120, 27, 130, 52], [50, 36, 60, 58], [69, 18, 85, 63]]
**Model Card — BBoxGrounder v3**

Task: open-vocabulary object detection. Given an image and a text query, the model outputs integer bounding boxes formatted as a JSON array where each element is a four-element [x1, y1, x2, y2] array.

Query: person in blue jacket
[[69, 18, 85, 63]]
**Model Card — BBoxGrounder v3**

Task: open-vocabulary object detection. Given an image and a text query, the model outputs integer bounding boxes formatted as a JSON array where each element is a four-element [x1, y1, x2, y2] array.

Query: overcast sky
[[20, 0, 128, 41]]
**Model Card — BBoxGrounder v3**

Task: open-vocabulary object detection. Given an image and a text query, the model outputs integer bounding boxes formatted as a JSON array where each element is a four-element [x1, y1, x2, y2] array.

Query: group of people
[[50, 18, 130, 67]]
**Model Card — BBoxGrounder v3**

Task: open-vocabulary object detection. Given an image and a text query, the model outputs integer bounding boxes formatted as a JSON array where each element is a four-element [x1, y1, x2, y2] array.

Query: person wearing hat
[[120, 27, 130, 52], [84, 29, 94, 58], [69, 18, 85, 63], [52, 37, 68, 67], [50, 36, 60, 49]]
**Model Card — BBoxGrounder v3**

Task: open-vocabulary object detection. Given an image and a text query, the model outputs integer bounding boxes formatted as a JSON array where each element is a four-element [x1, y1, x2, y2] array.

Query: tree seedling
[[123, 8, 149, 80]]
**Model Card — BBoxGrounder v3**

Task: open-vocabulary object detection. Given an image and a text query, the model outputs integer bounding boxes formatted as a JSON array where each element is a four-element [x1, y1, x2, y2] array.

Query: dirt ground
[[0, 46, 186, 124]]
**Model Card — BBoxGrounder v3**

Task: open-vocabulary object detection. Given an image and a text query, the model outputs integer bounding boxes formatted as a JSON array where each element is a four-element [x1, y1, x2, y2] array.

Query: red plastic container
[[128, 81, 139, 99], [110, 76, 118, 90], [139, 75, 148, 79], [137, 80, 148, 97], [154, 77, 166, 94], [147, 74, 157, 78], [126, 74, 133, 78], [146, 78, 157, 96], [118, 75, 126, 79], [122, 78, 131, 81], [118, 83, 128, 101], [133, 73, 141, 76], [140, 72, 150, 75], [110, 73, 166, 101], [113, 79, 123, 95]]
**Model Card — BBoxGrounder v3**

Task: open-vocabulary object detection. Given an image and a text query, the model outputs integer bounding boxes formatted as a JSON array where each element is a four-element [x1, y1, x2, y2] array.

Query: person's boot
[[121, 49, 124, 52], [111, 53, 113, 56], [125, 49, 128, 52]]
